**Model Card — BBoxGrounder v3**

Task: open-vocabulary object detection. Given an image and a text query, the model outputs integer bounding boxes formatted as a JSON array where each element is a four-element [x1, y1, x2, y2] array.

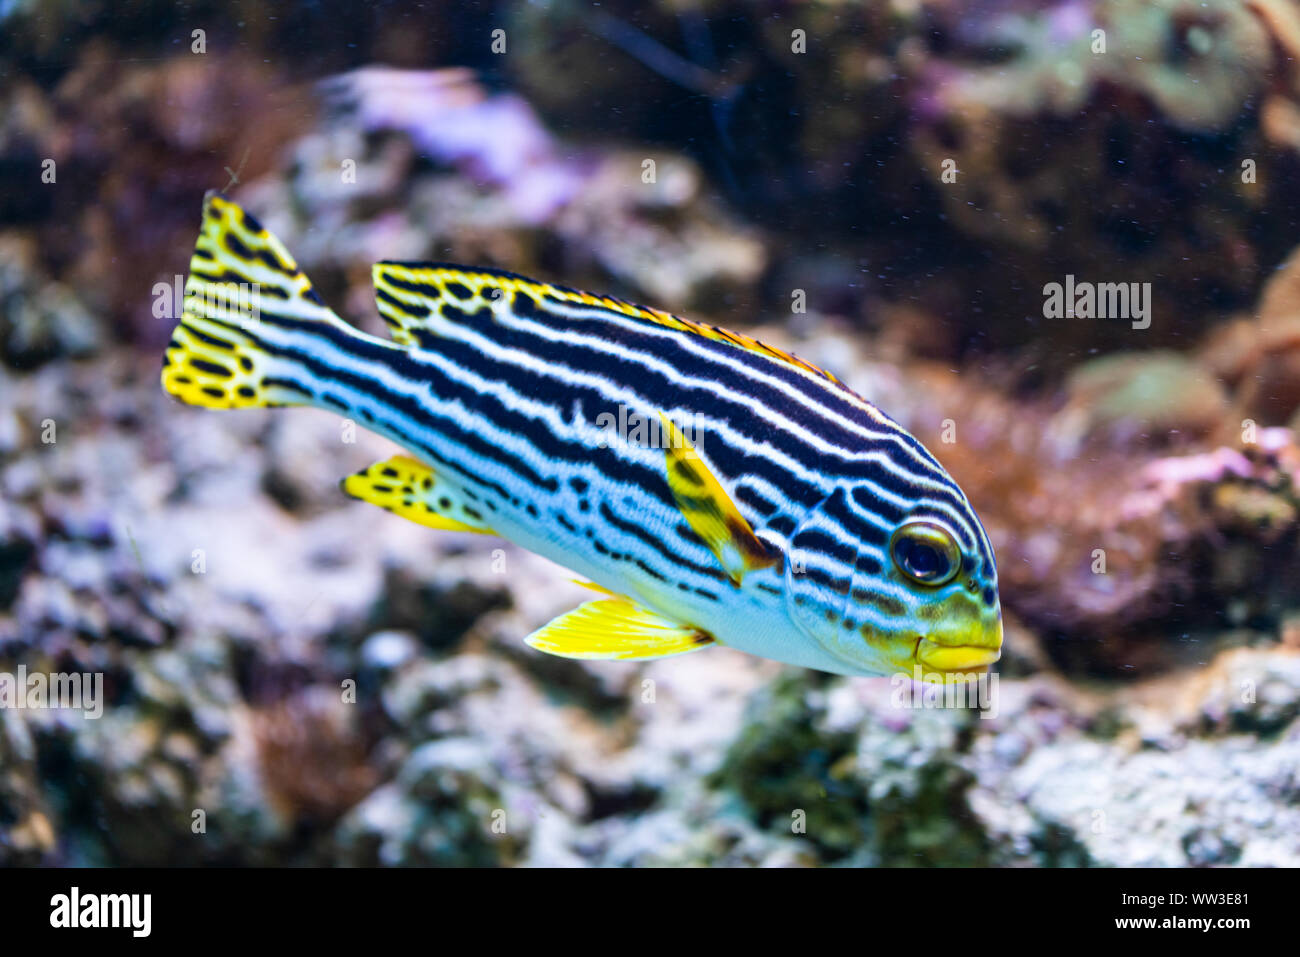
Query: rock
[[360, 631, 418, 673], [0, 235, 102, 368]]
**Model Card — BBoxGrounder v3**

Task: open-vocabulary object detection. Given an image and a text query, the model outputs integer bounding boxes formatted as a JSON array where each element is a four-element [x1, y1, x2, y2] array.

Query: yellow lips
[[915, 638, 1001, 673]]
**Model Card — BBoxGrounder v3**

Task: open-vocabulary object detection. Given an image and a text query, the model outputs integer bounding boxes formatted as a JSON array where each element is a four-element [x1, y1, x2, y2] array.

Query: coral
[[1202, 238, 1300, 426], [500, 0, 1300, 354], [0, 706, 56, 865], [945, 401, 1300, 674], [219, 66, 768, 334], [971, 647, 1300, 866], [0, 50, 299, 354], [250, 686, 378, 824], [714, 645, 1300, 867], [717, 671, 993, 865], [904, 0, 1300, 353], [1052, 351, 1230, 448], [0, 233, 100, 369]]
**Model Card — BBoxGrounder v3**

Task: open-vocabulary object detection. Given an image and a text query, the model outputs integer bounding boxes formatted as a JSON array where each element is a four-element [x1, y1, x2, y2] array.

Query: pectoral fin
[[571, 579, 620, 598], [341, 454, 497, 534], [524, 597, 715, 661], [659, 412, 778, 585]]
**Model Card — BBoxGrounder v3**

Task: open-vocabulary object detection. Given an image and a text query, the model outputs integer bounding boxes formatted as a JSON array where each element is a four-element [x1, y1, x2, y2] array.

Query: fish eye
[[889, 520, 961, 587]]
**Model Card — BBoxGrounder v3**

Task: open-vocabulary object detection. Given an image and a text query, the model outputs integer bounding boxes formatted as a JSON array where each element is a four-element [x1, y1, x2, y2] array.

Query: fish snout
[[913, 614, 1003, 675]]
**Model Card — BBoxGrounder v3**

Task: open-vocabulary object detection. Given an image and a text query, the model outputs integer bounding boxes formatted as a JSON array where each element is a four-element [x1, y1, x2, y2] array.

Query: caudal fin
[[161, 191, 343, 410]]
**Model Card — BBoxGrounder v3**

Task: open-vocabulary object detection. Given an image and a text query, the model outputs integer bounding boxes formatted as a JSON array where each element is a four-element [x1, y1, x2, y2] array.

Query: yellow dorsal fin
[[659, 413, 779, 586], [524, 597, 715, 661], [340, 454, 496, 535], [370, 262, 842, 386]]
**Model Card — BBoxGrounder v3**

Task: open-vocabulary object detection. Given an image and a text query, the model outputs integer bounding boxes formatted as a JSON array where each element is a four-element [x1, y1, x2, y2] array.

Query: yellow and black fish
[[162, 192, 1001, 678]]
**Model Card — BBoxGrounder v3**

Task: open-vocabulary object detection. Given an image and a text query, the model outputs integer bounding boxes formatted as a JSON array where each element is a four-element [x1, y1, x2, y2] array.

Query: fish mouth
[[914, 638, 1001, 674]]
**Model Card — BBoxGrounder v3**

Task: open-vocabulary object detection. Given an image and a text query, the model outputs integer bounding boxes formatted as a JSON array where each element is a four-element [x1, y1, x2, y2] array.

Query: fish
[[161, 192, 1002, 678]]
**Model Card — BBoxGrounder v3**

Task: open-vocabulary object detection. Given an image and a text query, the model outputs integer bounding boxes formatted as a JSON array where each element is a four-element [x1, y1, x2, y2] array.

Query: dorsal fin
[[371, 261, 842, 386]]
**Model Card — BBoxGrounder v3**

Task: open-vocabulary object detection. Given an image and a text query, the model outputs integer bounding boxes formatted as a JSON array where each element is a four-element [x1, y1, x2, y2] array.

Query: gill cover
[[784, 488, 874, 661]]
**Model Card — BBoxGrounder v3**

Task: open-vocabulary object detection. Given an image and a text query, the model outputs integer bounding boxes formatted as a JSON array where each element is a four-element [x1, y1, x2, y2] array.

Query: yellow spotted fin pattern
[[341, 454, 497, 534], [162, 191, 354, 410]]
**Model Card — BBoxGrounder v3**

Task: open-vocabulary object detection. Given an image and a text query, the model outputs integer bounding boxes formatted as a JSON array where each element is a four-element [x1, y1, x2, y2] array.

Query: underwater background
[[2, 0, 1300, 866]]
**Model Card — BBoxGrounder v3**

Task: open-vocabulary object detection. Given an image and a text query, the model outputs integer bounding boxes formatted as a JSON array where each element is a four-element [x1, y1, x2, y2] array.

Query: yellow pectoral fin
[[571, 579, 621, 598], [658, 412, 778, 586], [341, 454, 497, 534], [524, 598, 716, 661]]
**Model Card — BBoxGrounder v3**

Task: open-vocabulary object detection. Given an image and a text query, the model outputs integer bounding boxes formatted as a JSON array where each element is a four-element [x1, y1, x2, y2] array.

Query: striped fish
[[162, 192, 1001, 678]]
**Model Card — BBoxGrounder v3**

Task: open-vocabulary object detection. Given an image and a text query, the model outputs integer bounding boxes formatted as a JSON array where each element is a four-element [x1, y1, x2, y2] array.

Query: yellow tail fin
[[161, 192, 341, 410]]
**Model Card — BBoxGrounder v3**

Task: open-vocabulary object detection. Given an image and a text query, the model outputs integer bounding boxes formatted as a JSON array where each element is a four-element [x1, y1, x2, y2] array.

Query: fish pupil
[[906, 541, 944, 578], [892, 532, 955, 585]]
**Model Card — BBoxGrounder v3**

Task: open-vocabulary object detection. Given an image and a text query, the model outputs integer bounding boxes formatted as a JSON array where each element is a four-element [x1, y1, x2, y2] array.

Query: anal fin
[[524, 598, 715, 661], [341, 454, 497, 534]]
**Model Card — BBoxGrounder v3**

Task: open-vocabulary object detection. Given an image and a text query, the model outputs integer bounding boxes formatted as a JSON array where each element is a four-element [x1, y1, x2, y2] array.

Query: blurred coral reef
[[1, 0, 1299, 866]]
